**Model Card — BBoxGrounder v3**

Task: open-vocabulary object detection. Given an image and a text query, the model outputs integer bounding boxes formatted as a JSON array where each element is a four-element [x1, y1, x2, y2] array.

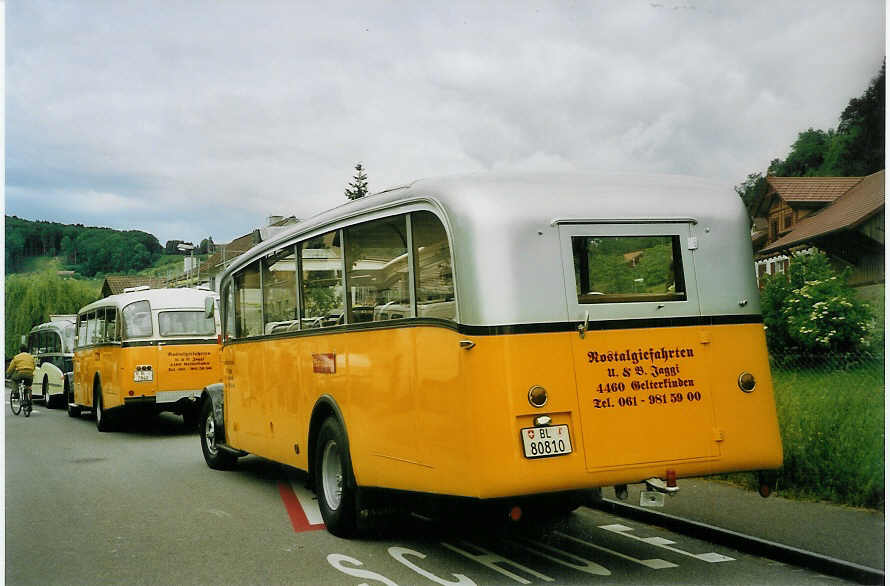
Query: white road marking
[[553, 530, 677, 569], [289, 478, 324, 525], [510, 538, 611, 576], [442, 541, 554, 584], [600, 524, 735, 562]]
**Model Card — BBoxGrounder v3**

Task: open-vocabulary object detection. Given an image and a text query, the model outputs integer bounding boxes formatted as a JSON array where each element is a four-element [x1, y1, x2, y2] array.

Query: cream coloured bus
[[28, 315, 77, 408]]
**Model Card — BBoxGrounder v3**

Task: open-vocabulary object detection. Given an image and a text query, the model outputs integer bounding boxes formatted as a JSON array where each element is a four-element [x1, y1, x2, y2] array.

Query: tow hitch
[[640, 470, 679, 507]]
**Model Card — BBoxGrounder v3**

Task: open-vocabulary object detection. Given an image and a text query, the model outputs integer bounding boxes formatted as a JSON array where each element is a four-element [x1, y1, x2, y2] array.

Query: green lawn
[[769, 359, 884, 509]]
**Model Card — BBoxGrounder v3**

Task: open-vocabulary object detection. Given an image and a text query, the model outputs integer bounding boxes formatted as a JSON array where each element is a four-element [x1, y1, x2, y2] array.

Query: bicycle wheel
[[23, 390, 32, 417], [10, 387, 22, 416]]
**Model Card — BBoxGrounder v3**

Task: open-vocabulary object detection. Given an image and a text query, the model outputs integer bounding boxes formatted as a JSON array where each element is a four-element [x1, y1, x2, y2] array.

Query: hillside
[[5, 216, 163, 277]]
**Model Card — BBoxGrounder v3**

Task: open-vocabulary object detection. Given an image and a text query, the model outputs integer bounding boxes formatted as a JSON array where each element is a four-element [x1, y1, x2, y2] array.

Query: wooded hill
[[5, 216, 163, 277]]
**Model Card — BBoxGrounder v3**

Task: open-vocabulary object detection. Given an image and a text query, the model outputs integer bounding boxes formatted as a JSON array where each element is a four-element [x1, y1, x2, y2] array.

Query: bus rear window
[[572, 235, 687, 304], [158, 311, 215, 337]]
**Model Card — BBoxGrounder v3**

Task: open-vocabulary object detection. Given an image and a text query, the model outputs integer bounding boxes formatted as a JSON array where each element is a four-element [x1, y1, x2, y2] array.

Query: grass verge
[[727, 357, 884, 510]]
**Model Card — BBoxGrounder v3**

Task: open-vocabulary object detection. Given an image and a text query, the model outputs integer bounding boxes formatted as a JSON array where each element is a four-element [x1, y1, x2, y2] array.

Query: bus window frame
[[344, 213, 414, 324], [221, 205, 459, 342], [558, 221, 702, 322], [121, 300, 153, 340], [261, 244, 299, 335]]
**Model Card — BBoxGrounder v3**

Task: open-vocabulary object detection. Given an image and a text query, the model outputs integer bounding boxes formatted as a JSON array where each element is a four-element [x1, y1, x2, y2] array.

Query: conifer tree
[[345, 162, 369, 200]]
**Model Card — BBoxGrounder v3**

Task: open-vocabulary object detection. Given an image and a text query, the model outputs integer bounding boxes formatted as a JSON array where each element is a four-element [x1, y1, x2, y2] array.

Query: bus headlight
[[528, 385, 548, 408], [738, 372, 756, 392], [134, 365, 154, 382]]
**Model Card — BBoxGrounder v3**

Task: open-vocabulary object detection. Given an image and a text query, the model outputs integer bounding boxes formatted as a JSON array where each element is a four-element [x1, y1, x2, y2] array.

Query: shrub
[[761, 250, 873, 357]]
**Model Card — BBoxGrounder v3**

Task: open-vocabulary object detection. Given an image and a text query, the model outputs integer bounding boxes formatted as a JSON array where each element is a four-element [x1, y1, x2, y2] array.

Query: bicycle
[[9, 379, 33, 417]]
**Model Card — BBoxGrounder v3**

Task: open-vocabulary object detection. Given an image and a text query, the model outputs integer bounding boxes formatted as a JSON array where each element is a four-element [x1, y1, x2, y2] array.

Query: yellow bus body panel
[[223, 322, 782, 499], [74, 343, 222, 410]]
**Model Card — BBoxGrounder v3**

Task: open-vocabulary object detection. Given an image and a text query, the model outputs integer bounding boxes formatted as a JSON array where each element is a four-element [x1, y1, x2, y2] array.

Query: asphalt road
[[6, 390, 854, 585]]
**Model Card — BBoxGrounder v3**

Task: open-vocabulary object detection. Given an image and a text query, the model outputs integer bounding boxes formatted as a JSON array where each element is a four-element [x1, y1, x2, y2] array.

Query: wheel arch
[[92, 372, 102, 402], [308, 395, 350, 484], [200, 383, 226, 441]]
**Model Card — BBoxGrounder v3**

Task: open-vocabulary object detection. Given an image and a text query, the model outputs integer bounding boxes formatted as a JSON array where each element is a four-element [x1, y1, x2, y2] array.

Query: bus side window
[[85, 312, 97, 345], [412, 211, 456, 321], [29, 333, 39, 355], [300, 230, 345, 329], [262, 246, 298, 334], [122, 301, 153, 339], [106, 308, 120, 342], [95, 308, 109, 343], [234, 261, 263, 338], [345, 214, 410, 323], [77, 316, 88, 348], [222, 282, 236, 340]]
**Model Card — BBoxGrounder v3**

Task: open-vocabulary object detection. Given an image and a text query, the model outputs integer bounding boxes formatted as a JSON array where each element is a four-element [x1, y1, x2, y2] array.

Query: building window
[[783, 213, 792, 230]]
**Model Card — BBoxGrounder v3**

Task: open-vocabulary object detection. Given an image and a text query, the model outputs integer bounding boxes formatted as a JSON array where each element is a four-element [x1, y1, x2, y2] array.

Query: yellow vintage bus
[[198, 172, 783, 536], [71, 286, 222, 432]]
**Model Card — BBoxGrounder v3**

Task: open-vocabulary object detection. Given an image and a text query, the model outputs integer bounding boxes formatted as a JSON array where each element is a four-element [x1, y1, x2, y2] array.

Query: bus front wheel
[[199, 399, 236, 470], [43, 377, 53, 409], [314, 417, 358, 537]]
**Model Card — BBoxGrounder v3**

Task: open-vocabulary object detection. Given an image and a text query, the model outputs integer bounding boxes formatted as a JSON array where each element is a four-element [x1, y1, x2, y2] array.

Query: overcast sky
[[5, 1, 885, 245]]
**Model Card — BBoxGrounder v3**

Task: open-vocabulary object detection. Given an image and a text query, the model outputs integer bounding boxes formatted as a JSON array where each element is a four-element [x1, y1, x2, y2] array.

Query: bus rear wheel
[[199, 398, 236, 470], [314, 417, 358, 537], [94, 386, 114, 432], [66, 382, 80, 418]]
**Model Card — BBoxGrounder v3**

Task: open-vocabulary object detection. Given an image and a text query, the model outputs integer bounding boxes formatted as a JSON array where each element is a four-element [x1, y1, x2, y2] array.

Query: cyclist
[[7, 344, 36, 398]]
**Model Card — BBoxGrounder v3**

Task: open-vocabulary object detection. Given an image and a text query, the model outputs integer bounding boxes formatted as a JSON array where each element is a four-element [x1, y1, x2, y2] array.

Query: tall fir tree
[[345, 162, 369, 200]]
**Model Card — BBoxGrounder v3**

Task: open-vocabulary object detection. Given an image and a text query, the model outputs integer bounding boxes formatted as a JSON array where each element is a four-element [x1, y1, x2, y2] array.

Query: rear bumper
[[123, 391, 200, 414]]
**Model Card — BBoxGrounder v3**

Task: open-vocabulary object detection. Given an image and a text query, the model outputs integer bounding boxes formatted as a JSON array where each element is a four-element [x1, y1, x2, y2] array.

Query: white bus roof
[[77, 287, 215, 314]]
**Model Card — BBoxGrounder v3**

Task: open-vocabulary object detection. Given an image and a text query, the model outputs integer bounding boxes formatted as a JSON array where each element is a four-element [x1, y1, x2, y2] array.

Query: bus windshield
[[61, 323, 76, 352], [122, 301, 153, 338], [158, 311, 215, 337]]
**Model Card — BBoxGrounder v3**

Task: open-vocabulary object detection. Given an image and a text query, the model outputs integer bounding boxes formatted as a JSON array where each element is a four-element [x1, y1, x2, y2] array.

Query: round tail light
[[738, 372, 756, 392], [528, 385, 548, 408]]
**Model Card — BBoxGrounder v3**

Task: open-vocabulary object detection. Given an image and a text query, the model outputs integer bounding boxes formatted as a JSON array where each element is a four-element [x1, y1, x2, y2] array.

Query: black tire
[[23, 389, 32, 417], [182, 405, 199, 431], [66, 382, 81, 418], [314, 417, 358, 537], [10, 386, 22, 416], [94, 385, 113, 432], [42, 377, 53, 408], [199, 398, 236, 470]]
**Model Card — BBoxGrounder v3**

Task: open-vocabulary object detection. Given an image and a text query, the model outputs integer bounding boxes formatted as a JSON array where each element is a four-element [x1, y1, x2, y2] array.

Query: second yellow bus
[[71, 286, 222, 431]]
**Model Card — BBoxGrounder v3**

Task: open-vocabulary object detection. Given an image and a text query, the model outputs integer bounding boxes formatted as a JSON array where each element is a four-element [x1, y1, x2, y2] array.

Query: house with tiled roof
[[752, 171, 884, 293], [100, 275, 168, 298]]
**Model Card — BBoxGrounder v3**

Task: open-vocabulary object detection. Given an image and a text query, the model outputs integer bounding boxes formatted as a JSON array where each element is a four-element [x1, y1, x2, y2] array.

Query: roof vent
[[123, 285, 151, 293]]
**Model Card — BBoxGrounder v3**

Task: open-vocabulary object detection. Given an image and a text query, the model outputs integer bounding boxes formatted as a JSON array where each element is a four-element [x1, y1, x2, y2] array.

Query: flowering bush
[[761, 250, 873, 356]]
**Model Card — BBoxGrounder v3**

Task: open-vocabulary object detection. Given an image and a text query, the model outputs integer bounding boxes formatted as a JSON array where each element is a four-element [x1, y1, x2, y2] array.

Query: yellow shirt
[[6, 352, 36, 378]]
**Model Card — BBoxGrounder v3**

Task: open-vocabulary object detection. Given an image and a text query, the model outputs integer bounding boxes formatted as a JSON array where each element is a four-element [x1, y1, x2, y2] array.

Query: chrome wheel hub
[[321, 440, 343, 511], [205, 416, 218, 455]]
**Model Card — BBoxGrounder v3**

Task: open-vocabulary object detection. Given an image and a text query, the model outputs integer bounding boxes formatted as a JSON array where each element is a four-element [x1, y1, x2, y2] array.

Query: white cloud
[[6, 0, 885, 244]]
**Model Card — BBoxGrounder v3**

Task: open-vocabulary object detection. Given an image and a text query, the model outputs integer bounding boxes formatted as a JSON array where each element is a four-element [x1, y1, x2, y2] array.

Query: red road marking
[[278, 481, 325, 533]]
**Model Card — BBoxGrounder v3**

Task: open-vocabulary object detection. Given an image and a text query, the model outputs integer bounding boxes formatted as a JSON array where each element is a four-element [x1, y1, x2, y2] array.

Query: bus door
[[558, 221, 720, 471]]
